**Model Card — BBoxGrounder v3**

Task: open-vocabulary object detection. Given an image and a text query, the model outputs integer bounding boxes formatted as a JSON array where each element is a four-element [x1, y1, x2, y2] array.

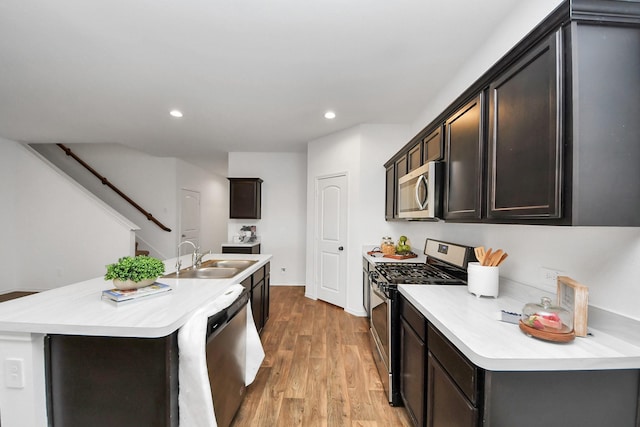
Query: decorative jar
[[381, 237, 396, 255]]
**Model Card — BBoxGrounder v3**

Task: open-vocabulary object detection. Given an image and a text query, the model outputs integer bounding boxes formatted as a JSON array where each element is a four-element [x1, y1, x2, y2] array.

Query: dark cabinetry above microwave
[[444, 95, 484, 221], [384, 0, 640, 226]]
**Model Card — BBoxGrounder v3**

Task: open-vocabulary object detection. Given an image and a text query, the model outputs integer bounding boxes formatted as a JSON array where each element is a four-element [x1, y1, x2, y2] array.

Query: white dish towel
[[178, 284, 265, 427]]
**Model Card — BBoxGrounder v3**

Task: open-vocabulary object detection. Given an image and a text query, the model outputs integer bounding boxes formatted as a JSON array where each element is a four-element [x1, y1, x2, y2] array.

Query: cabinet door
[[252, 279, 264, 334], [444, 95, 484, 220], [385, 164, 396, 220], [423, 127, 444, 163], [264, 263, 270, 324], [487, 31, 562, 220], [400, 318, 427, 427], [408, 142, 423, 172], [427, 353, 478, 427], [229, 178, 262, 219], [396, 155, 408, 179], [47, 334, 179, 427]]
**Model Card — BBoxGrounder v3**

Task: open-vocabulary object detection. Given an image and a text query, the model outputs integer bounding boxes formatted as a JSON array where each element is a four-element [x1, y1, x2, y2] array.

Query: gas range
[[368, 238, 477, 406], [374, 260, 466, 285], [373, 238, 477, 287]]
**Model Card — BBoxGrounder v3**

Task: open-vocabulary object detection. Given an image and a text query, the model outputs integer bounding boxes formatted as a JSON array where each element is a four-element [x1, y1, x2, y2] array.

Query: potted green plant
[[104, 255, 166, 290]]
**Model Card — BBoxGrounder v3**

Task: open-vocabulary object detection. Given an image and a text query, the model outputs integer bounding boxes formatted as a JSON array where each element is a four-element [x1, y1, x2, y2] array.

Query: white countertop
[[399, 282, 640, 371], [0, 253, 272, 338]]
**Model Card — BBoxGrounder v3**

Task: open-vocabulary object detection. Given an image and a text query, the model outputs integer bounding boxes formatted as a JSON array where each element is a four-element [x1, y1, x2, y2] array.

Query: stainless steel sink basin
[[162, 259, 257, 279], [199, 259, 258, 269], [163, 267, 240, 279]]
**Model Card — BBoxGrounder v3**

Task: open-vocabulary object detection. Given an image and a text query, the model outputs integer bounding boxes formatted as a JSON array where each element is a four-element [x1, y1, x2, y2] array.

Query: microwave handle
[[415, 174, 429, 210]]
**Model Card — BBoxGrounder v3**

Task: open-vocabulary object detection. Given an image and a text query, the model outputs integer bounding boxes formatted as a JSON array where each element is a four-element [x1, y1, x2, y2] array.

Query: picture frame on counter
[[557, 276, 589, 337]]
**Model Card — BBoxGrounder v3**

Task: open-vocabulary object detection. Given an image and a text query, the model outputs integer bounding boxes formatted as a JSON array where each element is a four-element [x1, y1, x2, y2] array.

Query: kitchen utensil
[[482, 248, 493, 266], [488, 249, 503, 266], [474, 246, 485, 265], [495, 252, 509, 266]]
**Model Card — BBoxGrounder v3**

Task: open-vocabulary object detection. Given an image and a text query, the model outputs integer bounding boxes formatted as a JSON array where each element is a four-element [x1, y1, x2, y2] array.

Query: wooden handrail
[[57, 144, 172, 232]]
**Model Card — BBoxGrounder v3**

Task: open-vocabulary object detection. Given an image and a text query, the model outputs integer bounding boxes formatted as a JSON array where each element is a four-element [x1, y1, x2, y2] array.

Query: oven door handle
[[372, 282, 389, 300]]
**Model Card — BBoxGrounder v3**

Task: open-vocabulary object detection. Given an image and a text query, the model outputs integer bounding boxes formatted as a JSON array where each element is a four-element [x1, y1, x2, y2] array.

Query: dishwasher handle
[[206, 289, 250, 338], [206, 310, 228, 337]]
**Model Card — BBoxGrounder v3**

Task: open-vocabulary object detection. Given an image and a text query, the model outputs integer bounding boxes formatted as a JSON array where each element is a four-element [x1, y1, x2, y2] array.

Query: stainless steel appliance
[[397, 161, 443, 219], [206, 290, 249, 427], [368, 238, 476, 405]]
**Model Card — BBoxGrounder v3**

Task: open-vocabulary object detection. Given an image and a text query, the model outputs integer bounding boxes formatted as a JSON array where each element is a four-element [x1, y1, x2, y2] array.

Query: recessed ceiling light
[[324, 111, 336, 119], [169, 109, 183, 118]]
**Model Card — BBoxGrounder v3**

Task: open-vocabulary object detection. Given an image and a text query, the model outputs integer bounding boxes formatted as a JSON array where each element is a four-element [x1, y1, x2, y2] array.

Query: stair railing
[[57, 143, 172, 232]]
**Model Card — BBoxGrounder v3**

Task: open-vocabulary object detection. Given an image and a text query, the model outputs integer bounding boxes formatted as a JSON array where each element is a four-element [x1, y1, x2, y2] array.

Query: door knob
[[338, 246, 344, 251]]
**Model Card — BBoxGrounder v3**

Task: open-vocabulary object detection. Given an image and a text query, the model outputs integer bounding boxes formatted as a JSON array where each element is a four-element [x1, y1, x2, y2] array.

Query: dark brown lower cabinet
[[46, 333, 179, 427], [400, 318, 427, 426], [399, 294, 428, 426], [251, 278, 264, 334], [243, 262, 270, 335], [427, 353, 478, 427], [221, 244, 261, 254]]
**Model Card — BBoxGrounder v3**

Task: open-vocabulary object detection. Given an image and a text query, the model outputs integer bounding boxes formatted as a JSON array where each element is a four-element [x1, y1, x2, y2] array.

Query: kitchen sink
[[199, 259, 258, 269], [162, 259, 257, 279], [163, 267, 240, 279]]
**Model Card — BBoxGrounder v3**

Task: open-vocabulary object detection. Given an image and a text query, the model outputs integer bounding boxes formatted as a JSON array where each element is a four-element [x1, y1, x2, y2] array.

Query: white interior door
[[180, 189, 201, 250], [315, 174, 348, 308]]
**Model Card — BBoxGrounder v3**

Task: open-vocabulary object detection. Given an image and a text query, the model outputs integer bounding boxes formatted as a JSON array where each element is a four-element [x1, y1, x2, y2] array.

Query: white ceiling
[[1, 0, 534, 161]]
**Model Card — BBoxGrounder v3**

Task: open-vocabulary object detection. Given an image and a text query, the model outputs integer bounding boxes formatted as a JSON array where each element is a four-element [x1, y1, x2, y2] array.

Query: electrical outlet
[[540, 267, 564, 290], [5, 358, 24, 389]]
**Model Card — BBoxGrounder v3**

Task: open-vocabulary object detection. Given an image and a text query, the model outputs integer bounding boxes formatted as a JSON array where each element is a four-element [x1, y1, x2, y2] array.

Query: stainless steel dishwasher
[[205, 289, 249, 427]]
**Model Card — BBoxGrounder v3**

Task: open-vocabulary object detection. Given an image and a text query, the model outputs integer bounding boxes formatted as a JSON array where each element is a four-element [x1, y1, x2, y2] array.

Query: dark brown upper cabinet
[[408, 141, 423, 172], [228, 178, 263, 219], [385, 164, 396, 220], [444, 94, 484, 221], [395, 155, 408, 179], [487, 31, 562, 221], [423, 126, 444, 164], [384, 0, 640, 226]]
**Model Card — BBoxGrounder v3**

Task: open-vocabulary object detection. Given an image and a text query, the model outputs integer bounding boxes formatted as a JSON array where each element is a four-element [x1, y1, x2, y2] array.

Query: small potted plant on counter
[[104, 255, 166, 290]]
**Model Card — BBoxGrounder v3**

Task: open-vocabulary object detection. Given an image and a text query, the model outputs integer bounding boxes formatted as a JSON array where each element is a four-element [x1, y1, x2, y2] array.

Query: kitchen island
[[399, 281, 640, 426], [0, 252, 271, 427]]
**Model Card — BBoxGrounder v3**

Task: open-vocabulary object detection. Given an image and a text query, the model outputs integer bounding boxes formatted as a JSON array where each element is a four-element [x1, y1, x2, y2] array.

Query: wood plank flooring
[[0, 291, 37, 302], [231, 286, 413, 427]]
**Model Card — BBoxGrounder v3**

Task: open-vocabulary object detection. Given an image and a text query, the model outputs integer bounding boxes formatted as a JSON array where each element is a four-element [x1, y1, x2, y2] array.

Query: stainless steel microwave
[[397, 161, 443, 219]]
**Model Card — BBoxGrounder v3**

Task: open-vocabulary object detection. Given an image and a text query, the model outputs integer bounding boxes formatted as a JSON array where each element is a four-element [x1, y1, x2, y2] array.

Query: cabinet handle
[[415, 174, 429, 210], [338, 246, 344, 251]]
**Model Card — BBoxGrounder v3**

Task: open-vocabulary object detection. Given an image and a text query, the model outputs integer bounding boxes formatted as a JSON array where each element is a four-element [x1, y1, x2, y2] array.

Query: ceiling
[[0, 0, 538, 162]]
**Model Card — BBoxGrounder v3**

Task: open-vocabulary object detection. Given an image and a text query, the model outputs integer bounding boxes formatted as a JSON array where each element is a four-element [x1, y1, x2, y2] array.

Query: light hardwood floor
[[231, 286, 413, 427]]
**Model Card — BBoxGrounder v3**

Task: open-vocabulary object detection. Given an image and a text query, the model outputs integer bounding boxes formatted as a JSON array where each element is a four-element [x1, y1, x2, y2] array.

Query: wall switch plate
[[5, 358, 24, 389], [540, 267, 565, 291]]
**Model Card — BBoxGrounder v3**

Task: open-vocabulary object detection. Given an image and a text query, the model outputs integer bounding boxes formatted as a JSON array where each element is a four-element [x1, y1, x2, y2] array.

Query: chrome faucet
[[194, 249, 211, 268], [175, 240, 198, 273]]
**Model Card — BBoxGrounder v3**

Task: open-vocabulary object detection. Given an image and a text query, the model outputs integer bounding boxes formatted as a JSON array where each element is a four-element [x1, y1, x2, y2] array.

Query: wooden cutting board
[[383, 252, 418, 260]]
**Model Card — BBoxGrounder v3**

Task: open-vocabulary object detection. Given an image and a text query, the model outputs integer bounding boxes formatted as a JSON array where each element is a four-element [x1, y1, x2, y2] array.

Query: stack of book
[[102, 282, 172, 305]]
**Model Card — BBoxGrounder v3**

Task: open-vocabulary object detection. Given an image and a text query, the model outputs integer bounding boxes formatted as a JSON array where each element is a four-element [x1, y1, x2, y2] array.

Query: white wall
[[0, 139, 136, 292], [31, 143, 229, 261], [176, 158, 228, 255], [306, 125, 410, 316], [228, 152, 307, 285]]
